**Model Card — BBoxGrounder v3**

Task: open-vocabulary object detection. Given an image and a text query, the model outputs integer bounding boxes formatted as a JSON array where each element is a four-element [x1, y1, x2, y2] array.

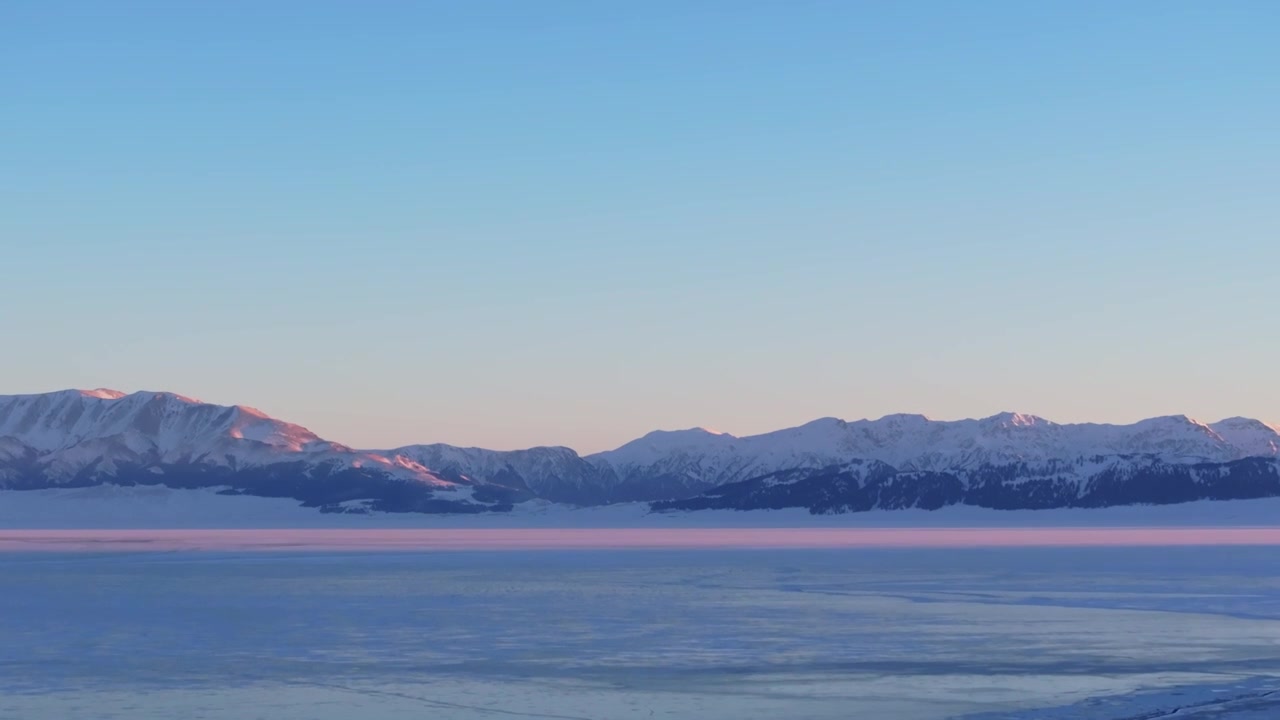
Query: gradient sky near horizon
[[3, 1, 1278, 453]]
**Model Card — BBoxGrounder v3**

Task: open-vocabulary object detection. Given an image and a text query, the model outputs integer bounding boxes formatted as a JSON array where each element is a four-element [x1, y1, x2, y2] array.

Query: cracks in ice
[[1117, 689, 1280, 719]]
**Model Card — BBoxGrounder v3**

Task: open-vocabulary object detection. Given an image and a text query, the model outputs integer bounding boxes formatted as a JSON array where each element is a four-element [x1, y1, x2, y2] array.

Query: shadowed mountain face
[[651, 457, 1280, 515], [2, 389, 1279, 515]]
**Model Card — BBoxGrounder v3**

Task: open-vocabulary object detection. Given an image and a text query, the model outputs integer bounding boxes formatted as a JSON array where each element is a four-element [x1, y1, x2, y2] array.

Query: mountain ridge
[[2, 388, 1278, 515]]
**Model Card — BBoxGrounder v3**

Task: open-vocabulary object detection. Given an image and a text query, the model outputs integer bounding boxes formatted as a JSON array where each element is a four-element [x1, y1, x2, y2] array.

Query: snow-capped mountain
[[0, 390, 508, 513], [387, 444, 619, 505], [2, 388, 1279, 515], [586, 412, 1280, 499], [1208, 417, 1280, 457], [3, 389, 328, 467]]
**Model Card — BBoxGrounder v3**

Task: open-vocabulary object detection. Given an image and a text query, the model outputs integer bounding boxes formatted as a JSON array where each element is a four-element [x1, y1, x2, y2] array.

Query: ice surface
[[3, 546, 1280, 719]]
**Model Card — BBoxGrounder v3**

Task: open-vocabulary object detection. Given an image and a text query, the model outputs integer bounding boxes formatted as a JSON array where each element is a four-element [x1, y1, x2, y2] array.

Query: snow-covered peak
[[982, 411, 1049, 428], [5, 388, 1278, 505], [0, 390, 323, 455], [590, 410, 1280, 482], [600, 427, 738, 467], [640, 427, 734, 441], [1213, 416, 1280, 434], [80, 388, 127, 400], [1209, 417, 1280, 458], [874, 413, 934, 424], [4, 388, 130, 403], [1130, 414, 1213, 430], [0, 389, 458, 487], [385, 443, 617, 502]]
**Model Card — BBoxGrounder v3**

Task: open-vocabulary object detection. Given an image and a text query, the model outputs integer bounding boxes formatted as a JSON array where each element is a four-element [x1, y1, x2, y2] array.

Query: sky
[[2, 1, 1278, 453]]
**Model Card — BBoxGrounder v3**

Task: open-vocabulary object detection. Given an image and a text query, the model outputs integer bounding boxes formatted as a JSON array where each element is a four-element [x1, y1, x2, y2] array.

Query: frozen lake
[[4, 535, 1280, 719]]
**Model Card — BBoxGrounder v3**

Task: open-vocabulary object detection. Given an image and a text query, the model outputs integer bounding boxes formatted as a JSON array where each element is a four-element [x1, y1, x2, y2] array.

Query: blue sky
[[3, 1, 1278, 452]]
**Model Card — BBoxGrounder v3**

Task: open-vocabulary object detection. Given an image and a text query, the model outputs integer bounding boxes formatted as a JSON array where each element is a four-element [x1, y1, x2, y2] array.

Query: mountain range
[[2, 389, 1279, 516]]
